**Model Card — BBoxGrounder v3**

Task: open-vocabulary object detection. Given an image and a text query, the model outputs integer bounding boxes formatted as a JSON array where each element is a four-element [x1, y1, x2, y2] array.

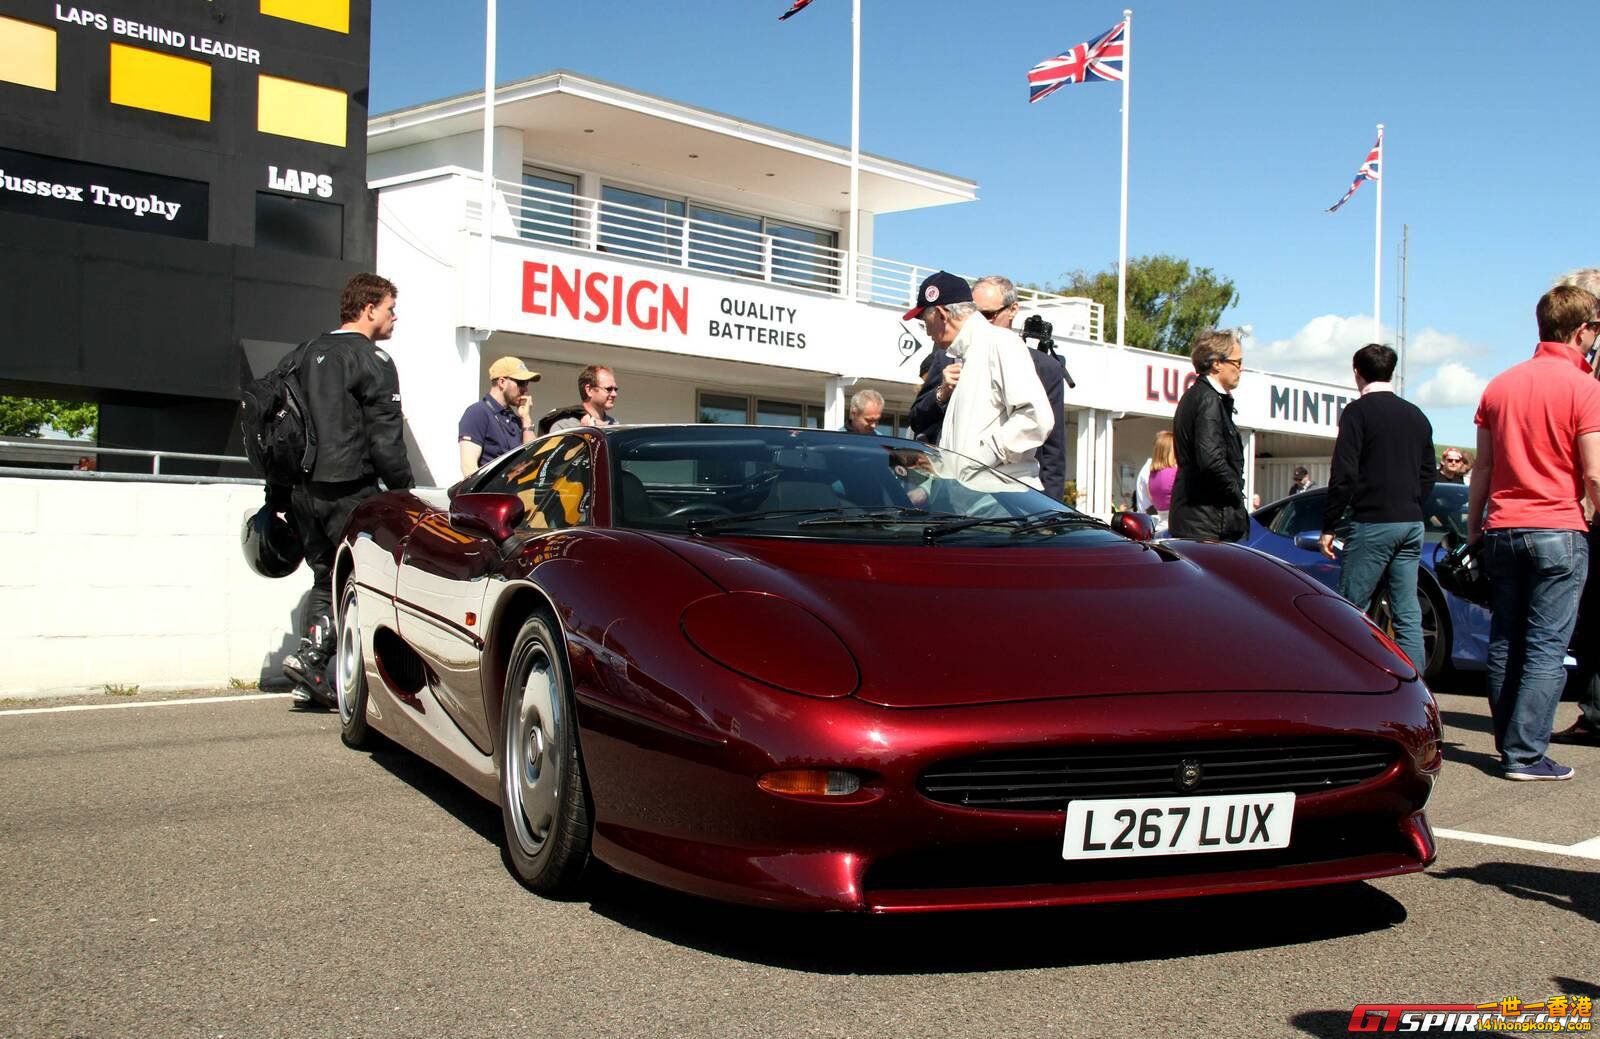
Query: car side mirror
[[450, 492, 525, 542], [1112, 511, 1156, 542], [1293, 531, 1328, 553]]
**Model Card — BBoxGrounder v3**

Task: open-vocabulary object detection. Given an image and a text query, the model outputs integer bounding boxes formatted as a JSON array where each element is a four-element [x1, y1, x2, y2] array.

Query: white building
[[368, 70, 1349, 510]]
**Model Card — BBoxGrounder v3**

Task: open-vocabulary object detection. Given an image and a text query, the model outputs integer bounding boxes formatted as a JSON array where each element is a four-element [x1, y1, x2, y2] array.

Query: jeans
[[1484, 528, 1588, 767], [1563, 518, 1600, 730], [1338, 521, 1426, 673]]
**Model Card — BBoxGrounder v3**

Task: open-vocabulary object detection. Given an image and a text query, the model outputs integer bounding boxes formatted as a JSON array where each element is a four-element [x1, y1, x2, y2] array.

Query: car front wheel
[[337, 583, 375, 749], [1373, 581, 1449, 682], [499, 613, 591, 894]]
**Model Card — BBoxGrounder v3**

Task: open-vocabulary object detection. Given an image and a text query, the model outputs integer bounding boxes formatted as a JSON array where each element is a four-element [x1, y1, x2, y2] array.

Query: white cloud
[[1242, 314, 1486, 385], [1412, 362, 1490, 407]]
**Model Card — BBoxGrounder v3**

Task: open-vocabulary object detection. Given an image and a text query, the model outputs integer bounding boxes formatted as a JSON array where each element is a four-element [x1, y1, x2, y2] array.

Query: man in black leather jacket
[[281, 273, 415, 706], [1169, 329, 1248, 541]]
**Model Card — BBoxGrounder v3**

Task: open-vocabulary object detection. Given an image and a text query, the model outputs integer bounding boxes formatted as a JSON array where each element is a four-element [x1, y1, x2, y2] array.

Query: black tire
[[1373, 581, 1449, 683], [499, 612, 591, 894], [336, 583, 376, 749]]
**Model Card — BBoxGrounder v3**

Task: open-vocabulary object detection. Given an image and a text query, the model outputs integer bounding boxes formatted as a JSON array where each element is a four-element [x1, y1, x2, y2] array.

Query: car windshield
[[608, 426, 1118, 546]]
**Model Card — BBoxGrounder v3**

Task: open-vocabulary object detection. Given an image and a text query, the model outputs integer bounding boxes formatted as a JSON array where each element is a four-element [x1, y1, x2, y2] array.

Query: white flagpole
[[1372, 123, 1383, 342], [847, 0, 860, 301], [1116, 8, 1132, 347], [481, 0, 497, 331]]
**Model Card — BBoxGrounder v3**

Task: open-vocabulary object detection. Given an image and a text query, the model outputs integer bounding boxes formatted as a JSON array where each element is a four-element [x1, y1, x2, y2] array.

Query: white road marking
[[0, 693, 293, 717], [1433, 827, 1600, 861]]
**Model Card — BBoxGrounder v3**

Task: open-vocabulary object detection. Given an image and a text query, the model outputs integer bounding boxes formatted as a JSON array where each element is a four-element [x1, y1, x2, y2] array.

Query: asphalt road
[[0, 676, 1595, 1039]]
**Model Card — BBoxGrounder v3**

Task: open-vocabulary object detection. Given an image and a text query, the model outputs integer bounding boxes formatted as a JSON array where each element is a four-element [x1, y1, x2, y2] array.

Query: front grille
[[919, 738, 1399, 810], [864, 815, 1415, 893]]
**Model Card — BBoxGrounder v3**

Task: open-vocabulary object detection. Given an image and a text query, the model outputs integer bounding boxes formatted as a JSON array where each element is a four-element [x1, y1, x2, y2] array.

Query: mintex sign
[[0, 146, 207, 239]]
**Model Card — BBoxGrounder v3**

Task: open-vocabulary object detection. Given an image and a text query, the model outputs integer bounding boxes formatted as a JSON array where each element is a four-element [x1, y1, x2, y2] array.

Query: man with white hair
[[904, 271, 1052, 488], [971, 275, 1067, 501], [1554, 267, 1600, 748], [843, 388, 884, 434]]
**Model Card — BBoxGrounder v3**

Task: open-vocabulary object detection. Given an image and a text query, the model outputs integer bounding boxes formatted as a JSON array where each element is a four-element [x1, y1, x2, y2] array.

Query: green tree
[[0, 397, 98, 439], [1049, 255, 1239, 355]]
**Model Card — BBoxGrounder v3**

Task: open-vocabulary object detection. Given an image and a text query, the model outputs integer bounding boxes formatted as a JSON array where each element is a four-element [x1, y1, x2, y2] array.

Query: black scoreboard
[[0, 0, 375, 471]]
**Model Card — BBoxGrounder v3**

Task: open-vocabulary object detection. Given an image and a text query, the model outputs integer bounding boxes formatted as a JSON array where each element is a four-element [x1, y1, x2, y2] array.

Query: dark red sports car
[[332, 425, 1441, 912]]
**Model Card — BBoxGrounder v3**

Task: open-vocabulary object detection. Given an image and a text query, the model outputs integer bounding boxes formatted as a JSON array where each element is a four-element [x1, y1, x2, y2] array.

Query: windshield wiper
[[797, 507, 953, 528], [686, 507, 865, 535], [920, 510, 1104, 544], [1005, 512, 1109, 536]]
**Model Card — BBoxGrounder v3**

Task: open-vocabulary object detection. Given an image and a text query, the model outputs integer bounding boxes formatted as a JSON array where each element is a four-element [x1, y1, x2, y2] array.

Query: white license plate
[[1062, 792, 1295, 860]]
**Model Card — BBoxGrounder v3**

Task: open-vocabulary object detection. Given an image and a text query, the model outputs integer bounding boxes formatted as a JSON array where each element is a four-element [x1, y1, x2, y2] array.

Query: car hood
[[650, 534, 1398, 707]]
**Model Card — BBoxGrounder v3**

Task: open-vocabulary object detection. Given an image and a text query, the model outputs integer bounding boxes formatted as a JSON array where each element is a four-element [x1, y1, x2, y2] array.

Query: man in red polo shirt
[[1467, 284, 1600, 781]]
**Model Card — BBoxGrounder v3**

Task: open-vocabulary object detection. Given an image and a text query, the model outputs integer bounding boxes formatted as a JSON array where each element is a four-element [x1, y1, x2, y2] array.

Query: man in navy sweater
[[1319, 343, 1437, 671]]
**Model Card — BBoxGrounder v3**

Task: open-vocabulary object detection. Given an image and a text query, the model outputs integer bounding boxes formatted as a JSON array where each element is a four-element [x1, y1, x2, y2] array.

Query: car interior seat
[[762, 471, 841, 511], [617, 469, 663, 521]]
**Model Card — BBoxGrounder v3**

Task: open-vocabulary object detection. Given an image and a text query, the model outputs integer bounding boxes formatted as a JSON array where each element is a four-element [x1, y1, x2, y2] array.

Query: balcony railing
[[470, 175, 1104, 343]]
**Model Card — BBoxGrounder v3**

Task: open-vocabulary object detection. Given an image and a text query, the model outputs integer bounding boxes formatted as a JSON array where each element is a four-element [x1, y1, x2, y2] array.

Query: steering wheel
[[663, 503, 736, 520]]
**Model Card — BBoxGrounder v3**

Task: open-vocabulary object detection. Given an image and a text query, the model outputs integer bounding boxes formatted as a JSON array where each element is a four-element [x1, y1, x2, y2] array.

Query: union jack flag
[[1327, 129, 1383, 213], [778, 0, 816, 20], [1027, 21, 1127, 103]]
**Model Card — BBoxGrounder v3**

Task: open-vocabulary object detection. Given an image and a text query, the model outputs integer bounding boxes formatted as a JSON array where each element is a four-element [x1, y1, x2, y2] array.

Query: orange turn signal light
[[757, 769, 862, 798]]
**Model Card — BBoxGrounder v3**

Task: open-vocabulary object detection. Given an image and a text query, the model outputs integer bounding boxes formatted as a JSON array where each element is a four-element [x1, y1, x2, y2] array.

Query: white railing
[[472, 175, 1105, 341]]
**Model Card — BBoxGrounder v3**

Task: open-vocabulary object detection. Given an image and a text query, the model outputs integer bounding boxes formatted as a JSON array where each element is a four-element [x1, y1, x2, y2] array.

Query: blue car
[[1241, 483, 1488, 682]]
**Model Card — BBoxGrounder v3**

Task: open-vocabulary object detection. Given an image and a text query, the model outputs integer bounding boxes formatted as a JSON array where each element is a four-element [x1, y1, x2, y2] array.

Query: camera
[[1018, 314, 1076, 388]]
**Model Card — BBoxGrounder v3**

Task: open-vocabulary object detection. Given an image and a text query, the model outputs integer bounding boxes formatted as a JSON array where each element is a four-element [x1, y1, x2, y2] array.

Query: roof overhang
[[368, 70, 977, 215]]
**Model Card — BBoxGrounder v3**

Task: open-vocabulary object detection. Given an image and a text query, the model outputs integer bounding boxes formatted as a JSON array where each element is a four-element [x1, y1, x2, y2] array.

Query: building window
[[600, 185, 684, 264], [599, 183, 837, 289], [687, 204, 762, 279], [519, 167, 577, 246], [755, 399, 805, 428], [770, 222, 837, 291], [697, 391, 827, 428], [697, 392, 749, 425]]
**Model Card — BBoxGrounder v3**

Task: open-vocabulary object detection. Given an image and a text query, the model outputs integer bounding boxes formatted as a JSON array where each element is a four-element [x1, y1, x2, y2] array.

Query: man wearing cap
[[903, 271, 1052, 488], [458, 356, 541, 477]]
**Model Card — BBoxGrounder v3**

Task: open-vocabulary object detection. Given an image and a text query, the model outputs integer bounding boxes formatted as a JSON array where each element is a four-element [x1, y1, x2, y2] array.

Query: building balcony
[[458, 172, 1105, 344]]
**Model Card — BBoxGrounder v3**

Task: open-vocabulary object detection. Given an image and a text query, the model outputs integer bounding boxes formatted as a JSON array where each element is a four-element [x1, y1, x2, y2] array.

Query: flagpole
[[480, 0, 497, 333], [1372, 122, 1383, 343], [1116, 8, 1131, 347], [847, 0, 860, 301]]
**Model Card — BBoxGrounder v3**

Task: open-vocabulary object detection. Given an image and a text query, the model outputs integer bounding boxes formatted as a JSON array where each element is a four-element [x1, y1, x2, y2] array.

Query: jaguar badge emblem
[[1175, 758, 1203, 792]]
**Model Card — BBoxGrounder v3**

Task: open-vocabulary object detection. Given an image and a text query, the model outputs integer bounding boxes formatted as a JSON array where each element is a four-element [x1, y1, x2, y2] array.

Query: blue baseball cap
[[903, 271, 974, 320]]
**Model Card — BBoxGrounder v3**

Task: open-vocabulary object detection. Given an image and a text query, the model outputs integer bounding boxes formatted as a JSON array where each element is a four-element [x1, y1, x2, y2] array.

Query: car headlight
[[680, 592, 860, 698], [1293, 593, 1418, 681]]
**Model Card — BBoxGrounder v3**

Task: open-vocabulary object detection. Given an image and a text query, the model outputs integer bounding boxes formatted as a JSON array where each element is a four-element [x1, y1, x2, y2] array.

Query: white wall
[[0, 479, 312, 697]]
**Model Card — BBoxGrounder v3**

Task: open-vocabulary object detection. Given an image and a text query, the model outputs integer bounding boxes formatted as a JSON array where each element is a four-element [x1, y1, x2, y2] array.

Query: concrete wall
[[0, 478, 312, 697]]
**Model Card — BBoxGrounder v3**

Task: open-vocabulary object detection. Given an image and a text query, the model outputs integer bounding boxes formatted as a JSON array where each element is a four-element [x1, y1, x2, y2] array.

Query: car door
[[394, 436, 593, 753], [1246, 489, 1341, 592]]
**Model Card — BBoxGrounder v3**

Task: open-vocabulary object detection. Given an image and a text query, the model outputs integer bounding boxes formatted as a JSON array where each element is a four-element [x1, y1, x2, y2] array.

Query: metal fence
[[0, 437, 260, 484]]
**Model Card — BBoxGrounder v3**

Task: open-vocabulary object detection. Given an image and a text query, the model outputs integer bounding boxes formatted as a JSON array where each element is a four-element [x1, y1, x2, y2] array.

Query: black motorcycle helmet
[[242, 504, 303, 579], [1434, 534, 1489, 607]]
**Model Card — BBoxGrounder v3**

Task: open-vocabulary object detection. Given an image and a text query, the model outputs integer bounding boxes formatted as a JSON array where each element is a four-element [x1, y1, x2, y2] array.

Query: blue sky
[[371, 0, 1600, 448]]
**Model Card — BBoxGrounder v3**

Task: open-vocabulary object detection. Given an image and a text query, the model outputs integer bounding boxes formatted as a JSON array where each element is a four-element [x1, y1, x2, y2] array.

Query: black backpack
[[240, 343, 318, 485]]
